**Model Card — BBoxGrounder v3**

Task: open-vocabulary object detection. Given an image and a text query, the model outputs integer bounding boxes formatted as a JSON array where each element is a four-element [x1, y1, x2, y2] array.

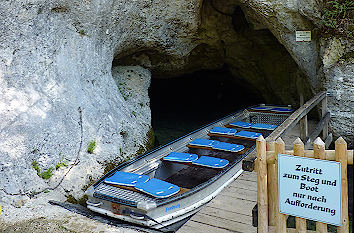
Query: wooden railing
[[243, 91, 331, 172], [243, 91, 336, 228], [256, 136, 352, 232]]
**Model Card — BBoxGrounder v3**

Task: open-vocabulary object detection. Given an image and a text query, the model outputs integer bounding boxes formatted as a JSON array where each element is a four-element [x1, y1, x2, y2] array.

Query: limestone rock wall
[[0, 0, 352, 213], [0, 0, 201, 207]]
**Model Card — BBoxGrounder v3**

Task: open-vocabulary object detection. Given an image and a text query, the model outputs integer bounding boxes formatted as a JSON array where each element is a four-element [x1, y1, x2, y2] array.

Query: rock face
[[0, 0, 352, 214]]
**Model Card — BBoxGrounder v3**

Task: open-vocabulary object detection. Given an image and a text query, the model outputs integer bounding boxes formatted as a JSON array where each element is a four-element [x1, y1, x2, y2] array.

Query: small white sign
[[278, 154, 342, 226], [296, 31, 311, 42]]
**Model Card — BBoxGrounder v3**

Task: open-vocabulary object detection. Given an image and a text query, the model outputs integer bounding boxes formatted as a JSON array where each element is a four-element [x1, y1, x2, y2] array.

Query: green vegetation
[[32, 161, 41, 174], [32, 157, 69, 180], [321, 0, 354, 38], [87, 140, 96, 154], [32, 161, 54, 180], [79, 29, 86, 36], [55, 159, 68, 170]]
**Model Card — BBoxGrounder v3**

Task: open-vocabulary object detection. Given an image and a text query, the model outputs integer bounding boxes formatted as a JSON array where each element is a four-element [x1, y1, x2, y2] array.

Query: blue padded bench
[[104, 171, 180, 198], [250, 106, 273, 111], [209, 126, 262, 140], [192, 156, 229, 168], [163, 152, 229, 169], [104, 171, 149, 187], [212, 141, 244, 152], [163, 152, 198, 163], [135, 178, 180, 198], [209, 127, 237, 135], [188, 139, 244, 153], [228, 121, 252, 128], [228, 121, 277, 131], [251, 123, 277, 130], [188, 138, 218, 148], [269, 107, 293, 113], [234, 130, 262, 139]]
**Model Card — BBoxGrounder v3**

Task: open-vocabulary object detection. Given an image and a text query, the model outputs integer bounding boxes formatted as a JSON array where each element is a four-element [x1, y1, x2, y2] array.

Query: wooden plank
[[313, 138, 328, 233], [321, 96, 328, 139], [267, 91, 326, 141], [237, 172, 257, 182], [265, 149, 353, 165], [221, 186, 257, 202], [267, 140, 276, 226], [257, 136, 268, 233], [242, 91, 327, 171], [210, 195, 256, 216], [178, 220, 233, 233], [300, 94, 308, 141], [304, 112, 330, 148], [199, 206, 253, 224], [336, 137, 349, 233], [275, 138, 287, 233], [190, 212, 257, 233], [324, 133, 333, 149], [228, 179, 257, 191], [293, 138, 307, 232]]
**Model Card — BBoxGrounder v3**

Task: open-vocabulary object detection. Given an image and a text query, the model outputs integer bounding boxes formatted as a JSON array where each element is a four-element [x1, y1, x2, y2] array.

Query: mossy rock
[[66, 194, 88, 206]]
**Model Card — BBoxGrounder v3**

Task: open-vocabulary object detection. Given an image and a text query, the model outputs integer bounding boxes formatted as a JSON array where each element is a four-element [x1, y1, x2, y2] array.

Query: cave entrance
[[113, 3, 313, 146], [149, 66, 263, 145]]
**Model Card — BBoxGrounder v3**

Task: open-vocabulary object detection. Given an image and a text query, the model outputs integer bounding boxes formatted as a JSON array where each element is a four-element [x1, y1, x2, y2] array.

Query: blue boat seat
[[188, 138, 217, 148], [192, 156, 229, 168], [269, 107, 293, 113], [189, 139, 244, 152], [251, 123, 277, 130], [209, 127, 237, 135], [228, 121, 252, 128], [135, 178, 180, 198], [104, 171, 149, 187], [212, 141, 244, 152], [163, 152, 198, 163], [250, 106, 273, 111], [234, 130, 262, 139]]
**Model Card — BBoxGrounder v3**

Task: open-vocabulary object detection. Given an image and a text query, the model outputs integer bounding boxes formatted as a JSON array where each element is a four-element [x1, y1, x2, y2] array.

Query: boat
[[85, 104, 293, 230]]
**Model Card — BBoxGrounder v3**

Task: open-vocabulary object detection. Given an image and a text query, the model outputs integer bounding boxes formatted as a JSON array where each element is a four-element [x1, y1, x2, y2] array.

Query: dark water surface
[[149, 68, 263, 146]]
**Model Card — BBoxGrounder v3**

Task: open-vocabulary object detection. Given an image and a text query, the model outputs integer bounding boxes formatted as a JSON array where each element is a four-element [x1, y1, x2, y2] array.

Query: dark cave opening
[[115, 4, 313, 146], [149, 66, 264, 145]]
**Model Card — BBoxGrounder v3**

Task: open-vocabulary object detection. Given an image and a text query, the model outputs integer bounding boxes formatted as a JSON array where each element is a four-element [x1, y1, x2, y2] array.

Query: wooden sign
[[296, 31, 311, 42], [278, 154, 342, 226]]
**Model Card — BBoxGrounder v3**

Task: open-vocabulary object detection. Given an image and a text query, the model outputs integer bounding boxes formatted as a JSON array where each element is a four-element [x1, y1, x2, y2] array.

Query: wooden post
[[293, 138, 307, 233], [266, 140, 276, 226], [275, 137, 287, 233], [335, 137, 349, 233], [300, 94, 308, 141], [322, 95, 328, 140], [313, 137, 328, 233], [257, 135, 268, 233]]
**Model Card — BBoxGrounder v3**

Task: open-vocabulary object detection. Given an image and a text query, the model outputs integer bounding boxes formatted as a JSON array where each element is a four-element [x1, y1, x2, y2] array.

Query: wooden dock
[[177, 171, 257, 233], [177, 121, 317, 233]]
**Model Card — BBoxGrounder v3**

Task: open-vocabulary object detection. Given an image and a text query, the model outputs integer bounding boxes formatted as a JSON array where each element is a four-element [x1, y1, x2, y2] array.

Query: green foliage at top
[[321, 0, 354, 38]]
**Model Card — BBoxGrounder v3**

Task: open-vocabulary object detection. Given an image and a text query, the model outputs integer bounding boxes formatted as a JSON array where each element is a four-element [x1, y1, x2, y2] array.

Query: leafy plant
[[87, 140, 96, 154], [32, 161, 41, 175], [56, 159, 68, 170], [32, 161, 54, 180], [79, 29, 86, 36], [42, 168, 54, 179], [321, 0, 354, 37]]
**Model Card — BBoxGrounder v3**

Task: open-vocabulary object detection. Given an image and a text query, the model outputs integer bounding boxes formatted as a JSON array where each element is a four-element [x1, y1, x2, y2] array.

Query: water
[[149, 68, 263, 145]]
